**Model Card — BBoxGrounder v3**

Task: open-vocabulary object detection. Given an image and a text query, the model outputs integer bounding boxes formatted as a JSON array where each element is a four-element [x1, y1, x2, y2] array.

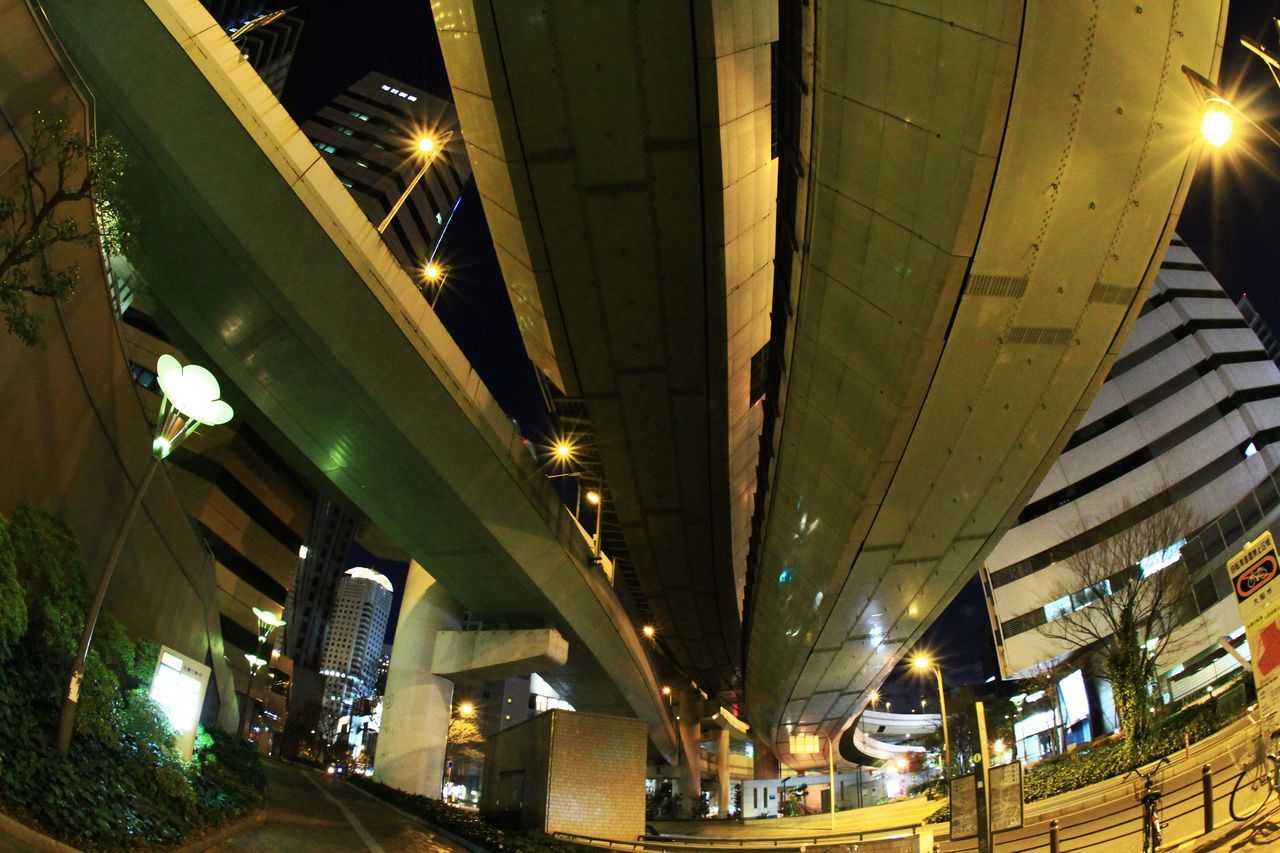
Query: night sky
[[277, 1, 1280, 682]]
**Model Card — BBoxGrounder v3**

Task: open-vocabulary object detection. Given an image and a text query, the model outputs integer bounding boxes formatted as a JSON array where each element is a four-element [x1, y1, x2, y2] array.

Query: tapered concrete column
[[676, 691, 702, 817], [753, 736, 779, 779], [716, 726, 731, 817], [374, 561, 462, 798]]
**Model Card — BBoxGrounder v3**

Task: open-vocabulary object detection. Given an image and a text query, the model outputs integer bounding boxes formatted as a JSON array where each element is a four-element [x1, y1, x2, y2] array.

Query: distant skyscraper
[[1237, 295, 1280, 366], [199, 2, 303, 98], [301, 72, 472, 276], [320, 568, 394, 732], [283, 495, 358, 671]]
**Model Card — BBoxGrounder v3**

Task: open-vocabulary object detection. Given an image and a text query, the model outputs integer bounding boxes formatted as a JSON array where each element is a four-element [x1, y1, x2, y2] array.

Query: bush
[[350, 775, 591, 852], [924, 701, 1232, 823], [0, 515, 27, 661], [0, 505, 265, 847]]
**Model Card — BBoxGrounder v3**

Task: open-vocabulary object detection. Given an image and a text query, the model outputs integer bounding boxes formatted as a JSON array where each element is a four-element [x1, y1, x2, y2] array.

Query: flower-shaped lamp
[[152, 354, 234, 459]]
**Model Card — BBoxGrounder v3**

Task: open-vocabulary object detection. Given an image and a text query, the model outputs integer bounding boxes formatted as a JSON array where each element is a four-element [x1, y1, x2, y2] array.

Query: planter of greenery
[[0, 504, 265, 849]]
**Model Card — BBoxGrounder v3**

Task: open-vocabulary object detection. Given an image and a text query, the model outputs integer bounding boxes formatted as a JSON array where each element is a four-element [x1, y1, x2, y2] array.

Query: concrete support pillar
[[374, 561, 462, 798], [676, 691, 702, 817], [753, 736, 779, 779], [717, 726, 731, 818]]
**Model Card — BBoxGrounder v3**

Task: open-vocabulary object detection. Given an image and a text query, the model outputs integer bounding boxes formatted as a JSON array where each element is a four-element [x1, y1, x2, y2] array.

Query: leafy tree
[[1039, 503, 1196, 745], [446, 715, 485, 762], [0, 110, 126, 347]]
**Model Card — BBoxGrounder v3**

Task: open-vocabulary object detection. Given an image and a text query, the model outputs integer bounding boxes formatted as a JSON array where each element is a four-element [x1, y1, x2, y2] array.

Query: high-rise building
[[981, 235, 1280, 755], [301, 72, 472, 276], [198, 2, 303, 99], [320, 567, 395, 733], [282, 496, 358, 671], [1237, 295, 1280, 366]]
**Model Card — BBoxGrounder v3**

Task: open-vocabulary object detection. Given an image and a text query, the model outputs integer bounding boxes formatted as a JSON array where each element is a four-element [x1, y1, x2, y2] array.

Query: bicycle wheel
[[1230, 759, 1272, 821]]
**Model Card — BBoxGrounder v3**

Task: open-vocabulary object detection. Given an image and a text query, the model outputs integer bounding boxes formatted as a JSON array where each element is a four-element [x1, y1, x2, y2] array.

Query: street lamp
[[420, 261, 449, 309], [55, 355, 233, 756], [458, 701, 475, 718], [642, 625, 656, 639], [240, 607, 286, 739], [585, 489, 603, 555], [913, 654, 951, 779], [376, 131, 454, 234], [1183, 63, 1280, 152]]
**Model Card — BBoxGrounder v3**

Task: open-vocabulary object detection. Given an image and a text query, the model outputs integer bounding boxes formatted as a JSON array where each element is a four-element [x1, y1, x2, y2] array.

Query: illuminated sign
[[149, 646, 211, 761]]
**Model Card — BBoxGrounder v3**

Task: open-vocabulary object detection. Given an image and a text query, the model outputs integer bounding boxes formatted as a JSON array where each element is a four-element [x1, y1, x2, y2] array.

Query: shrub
[[351, 776, 590, 852], [0, 515, 27, 661], [0, 504, 265, 847]]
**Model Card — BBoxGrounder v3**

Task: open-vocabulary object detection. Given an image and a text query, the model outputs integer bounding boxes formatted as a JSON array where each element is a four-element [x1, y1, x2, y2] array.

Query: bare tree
[[1039, 502, 1197, 745], [446, 715, 485, 762], [0, 110, 125, 347]]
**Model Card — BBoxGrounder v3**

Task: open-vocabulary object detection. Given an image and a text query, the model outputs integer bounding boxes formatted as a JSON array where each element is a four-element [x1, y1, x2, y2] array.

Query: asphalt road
[[210, 761, 465, 852]]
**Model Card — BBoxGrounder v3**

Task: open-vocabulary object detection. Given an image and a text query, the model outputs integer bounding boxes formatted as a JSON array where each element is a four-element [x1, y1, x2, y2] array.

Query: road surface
[[210, 761, 465, 852]]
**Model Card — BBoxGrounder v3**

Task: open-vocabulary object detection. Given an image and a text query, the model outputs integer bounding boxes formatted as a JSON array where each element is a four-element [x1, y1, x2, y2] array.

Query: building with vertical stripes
[[199, 1, 303, 99], [981, 235, 1280, 741], [301, 73, 471, 278], [320, 567, 394, 736]]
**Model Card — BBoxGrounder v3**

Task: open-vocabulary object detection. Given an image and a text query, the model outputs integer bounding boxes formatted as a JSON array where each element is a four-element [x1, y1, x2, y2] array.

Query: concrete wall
[[481, 709, 647, 841], [0, 0, 236, 730]]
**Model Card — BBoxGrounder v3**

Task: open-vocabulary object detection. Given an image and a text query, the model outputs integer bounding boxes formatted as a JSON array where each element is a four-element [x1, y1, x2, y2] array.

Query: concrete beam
[[431, 628, 568, 684]]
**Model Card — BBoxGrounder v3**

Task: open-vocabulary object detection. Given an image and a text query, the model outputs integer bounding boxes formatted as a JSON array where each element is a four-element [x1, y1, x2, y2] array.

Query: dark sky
[[277, 1, 1280, 668]]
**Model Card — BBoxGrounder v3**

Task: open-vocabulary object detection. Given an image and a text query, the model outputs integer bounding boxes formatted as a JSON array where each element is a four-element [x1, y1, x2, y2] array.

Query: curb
[[0, 810, 80, 852], [174, 807, 268, 852], [344, 781, 490, 853]]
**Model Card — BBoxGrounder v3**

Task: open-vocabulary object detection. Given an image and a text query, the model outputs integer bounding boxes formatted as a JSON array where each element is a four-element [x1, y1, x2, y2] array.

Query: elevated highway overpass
[[40, 0, 1232, 786], [434, 0, 1230, 771], [38, 0, 678, 762]]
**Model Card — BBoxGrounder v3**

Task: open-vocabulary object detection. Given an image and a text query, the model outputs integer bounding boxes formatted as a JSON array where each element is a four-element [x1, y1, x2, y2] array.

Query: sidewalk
[[1176, 800, 1280, 851]]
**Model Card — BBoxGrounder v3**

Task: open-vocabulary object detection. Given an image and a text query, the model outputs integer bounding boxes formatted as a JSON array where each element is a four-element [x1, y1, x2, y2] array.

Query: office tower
[[301, 72, 472, 276], [282, 496, 359, 671], [320, 568, 395, 732], [199, 1, 303, 98], [982, 235, 1280, 753]]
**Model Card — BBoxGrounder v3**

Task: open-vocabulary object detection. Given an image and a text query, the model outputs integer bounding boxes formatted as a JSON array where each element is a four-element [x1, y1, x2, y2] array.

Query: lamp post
[[420, 261, 448, 309], [240, 606, 286, 740], [376, 131, 454, 234], [913, 655, 950, 779], [56, 355, 234, 757], [585, 489, 603, 555]]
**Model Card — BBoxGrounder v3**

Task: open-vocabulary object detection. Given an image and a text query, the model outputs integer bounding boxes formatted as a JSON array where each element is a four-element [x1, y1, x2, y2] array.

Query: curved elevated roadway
[[746, 0, 1230, 769], [38, 0, 676, 758], [431, 0, 1232, 772]]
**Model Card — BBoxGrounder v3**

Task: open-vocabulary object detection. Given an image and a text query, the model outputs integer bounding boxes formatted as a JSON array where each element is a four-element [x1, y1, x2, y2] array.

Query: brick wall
[[480, 709, 647, 841]]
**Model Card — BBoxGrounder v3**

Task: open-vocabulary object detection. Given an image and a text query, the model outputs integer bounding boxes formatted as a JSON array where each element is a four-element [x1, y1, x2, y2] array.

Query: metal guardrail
[[553, 821, 926, 851]]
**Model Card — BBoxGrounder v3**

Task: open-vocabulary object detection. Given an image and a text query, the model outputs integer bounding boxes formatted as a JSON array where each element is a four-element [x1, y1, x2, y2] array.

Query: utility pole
[[975, 700, 993, 853]]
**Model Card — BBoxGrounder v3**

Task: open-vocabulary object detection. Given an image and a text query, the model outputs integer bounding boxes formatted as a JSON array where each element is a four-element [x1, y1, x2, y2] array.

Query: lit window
[[1139, 539, 1186, 578], [407, 95, 418, 102], [381, 84, 391, 91], [1044, 595, 1072, 622], [355, 160, 369, 168], [1245, 441, 1259, 458]]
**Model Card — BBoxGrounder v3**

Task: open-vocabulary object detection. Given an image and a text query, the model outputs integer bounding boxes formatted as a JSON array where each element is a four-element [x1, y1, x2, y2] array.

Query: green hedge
[[350, 775, 591, 852], [0, 505, 265, 848], [925, 701, 1231, 824]]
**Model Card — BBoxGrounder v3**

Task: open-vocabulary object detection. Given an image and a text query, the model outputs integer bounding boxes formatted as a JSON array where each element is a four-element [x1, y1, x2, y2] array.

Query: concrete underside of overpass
[[753, 0, 1229, 768], [435, 0, 1232, 771], [433, 0, 782, 698], [38, 0, 676, 758]]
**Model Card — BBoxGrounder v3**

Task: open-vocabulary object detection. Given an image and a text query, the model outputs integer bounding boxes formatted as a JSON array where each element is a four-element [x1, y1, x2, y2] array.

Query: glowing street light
[[1201, 106, 1233, 148], [376, 130, 454, 234], [642, 625, 656, 639], [458, 702, 476, 718], [912, 653, 951, 779], [1182, 63, 1280, 152], [56, 355, 233, 756], [868, 690, 880, 708], [241, 607, 286, 738]]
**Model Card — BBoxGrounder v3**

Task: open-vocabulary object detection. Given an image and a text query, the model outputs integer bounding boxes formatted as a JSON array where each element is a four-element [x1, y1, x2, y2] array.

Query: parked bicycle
[[1229, 708, 1280, 821], [1129, 756, 1169, 853]]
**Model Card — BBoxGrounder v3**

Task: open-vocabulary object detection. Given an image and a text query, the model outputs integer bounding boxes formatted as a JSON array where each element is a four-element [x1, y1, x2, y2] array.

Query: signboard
[[949, 773, 977, 840], [148, 645, 210, 761], [1229, 531, 1280, 723], [989, 761, 1024, 831]]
